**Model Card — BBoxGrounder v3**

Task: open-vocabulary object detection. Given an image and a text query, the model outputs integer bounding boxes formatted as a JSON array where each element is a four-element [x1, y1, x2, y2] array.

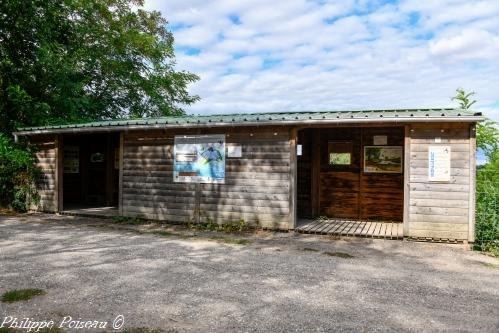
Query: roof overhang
[[13, 109, 484, 137], [13, 116, 484, 136]]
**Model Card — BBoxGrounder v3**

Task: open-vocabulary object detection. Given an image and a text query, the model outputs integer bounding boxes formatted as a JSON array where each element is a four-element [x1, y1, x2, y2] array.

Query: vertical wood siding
[[122, 132, 196, 222], [408, 124, 471, 240], [122, 128, 292, 229], [32, 136, 57, 212]]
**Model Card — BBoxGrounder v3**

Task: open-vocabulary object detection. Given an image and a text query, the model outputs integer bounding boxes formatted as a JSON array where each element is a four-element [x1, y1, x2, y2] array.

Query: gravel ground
[[1, 213, 499, 333]]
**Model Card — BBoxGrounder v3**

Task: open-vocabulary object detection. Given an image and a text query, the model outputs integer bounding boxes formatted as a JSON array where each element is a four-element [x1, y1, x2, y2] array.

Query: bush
[[0, 134, 39, 212], [475, 163, 499, 256]]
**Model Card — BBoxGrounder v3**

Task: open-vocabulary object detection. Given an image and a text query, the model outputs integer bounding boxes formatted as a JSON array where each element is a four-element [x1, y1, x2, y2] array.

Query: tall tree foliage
[[452, 88, 499, 255], [0, 0, 199, 134], [451, 88, 498, 163]]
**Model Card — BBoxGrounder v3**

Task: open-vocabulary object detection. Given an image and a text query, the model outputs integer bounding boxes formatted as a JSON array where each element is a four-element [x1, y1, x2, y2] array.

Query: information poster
[[173, 135, 225, 183], [428, 146, 451, 182], [63, 146, 79, 174]]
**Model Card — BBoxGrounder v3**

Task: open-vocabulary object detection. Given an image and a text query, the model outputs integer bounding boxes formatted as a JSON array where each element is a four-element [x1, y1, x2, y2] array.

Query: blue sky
[[144, 0, 499, 121]]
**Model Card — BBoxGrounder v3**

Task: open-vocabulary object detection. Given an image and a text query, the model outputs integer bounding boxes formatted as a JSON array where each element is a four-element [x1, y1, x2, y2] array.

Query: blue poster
[[173, 135, 225, 183]]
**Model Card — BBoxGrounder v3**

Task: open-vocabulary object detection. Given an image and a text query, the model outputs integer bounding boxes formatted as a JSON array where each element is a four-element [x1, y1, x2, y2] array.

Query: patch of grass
[[1, 288, 46, 303], [0, 328, 17, 333], [152, 230, 175, 237], [122, 328, 177, 333], [38, 327, 65, 333], [188, 217, 249, 233], [112, 216, 149, 225], [482, 262, 499, 270], [323, 251, 354, 258], [302, 247, 319, 252]]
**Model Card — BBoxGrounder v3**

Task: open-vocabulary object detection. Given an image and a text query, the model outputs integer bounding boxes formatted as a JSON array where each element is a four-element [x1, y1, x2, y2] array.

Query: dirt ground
[[1, 213, 499, 332]]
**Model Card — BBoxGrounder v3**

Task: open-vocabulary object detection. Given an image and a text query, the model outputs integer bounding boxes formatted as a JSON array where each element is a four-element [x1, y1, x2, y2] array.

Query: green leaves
[[451, 87, 477, 110], [0, 0, 199, 134], [0, 134, 39, 211]]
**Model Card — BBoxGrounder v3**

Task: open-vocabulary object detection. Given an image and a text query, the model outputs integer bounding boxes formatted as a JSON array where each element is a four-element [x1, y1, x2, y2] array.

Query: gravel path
[[1, 213, 499, 332]]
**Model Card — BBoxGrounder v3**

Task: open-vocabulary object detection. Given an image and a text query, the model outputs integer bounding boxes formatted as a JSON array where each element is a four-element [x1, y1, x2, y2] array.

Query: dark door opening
[[62, 133, 119, 213], [297, 127, 404, 222]]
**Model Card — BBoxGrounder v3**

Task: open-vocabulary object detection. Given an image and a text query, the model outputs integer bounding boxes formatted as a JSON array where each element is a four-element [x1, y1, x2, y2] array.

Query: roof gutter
[[13, 116, 484, 136]]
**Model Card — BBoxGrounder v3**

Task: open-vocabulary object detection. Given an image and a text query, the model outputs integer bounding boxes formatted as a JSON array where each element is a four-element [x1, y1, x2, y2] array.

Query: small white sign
[[428, 146, 451, 182], [297, 144, 303, 156], [227, 145, 242, 158], [435, 137, 442, 143], [373, 135, 387, 145]]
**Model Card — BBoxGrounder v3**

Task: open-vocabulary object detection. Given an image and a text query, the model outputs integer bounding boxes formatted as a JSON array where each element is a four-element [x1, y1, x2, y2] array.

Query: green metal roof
[[14, 108, 483, 135]]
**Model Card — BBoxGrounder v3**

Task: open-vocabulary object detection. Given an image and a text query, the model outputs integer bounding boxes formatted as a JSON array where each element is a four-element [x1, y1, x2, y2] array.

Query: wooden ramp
[[296, 218, 403, 239]]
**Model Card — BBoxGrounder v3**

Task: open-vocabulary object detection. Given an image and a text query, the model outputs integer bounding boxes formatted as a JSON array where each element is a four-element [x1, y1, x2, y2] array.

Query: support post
[[105, 134, 114, 206], [403, 125, 411, 237], [289, 127, 298, 229], [55, 134, 64, 212], [468, 124, 476, 242], [311, 129, 321, 216], [119, 132, 124, 216]]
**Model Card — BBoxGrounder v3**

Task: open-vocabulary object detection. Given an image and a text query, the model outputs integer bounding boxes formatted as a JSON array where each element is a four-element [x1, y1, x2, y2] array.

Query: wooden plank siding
[[122, 127, 292, 229], [407, 124, 472, 240], [31, 135, 58, 212]]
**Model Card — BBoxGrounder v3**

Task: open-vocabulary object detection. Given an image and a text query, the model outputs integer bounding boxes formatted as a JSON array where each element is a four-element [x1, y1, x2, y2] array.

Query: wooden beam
[[311, 129, 321, 216], [468, 124, 476, 242], [118, 132, 124, 215], [105, 134, 114, 206], [55, 134, 63, 212], [403, 125, 411, 236], [289, 127, 298, 229]]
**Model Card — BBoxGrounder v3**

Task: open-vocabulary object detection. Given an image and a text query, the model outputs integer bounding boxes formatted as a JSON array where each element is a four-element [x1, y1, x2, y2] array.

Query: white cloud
[[430, 29, 499, 60], [144, 0, 499, 121]]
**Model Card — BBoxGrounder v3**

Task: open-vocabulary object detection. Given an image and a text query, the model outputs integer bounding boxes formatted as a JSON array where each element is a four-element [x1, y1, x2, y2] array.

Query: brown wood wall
[[31, 135, 58, 212], [298, 127, 404, 221], [407, 124, 471, 240], [122, 127, 291, 229]]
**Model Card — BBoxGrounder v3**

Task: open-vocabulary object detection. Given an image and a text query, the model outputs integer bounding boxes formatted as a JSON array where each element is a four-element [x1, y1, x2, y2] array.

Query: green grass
[[152, 230, 175, 237], [302, 247, 319, 252], [112, 216, 149, 225], [1, 288, 46, 303], [482, 263, 499, 270], [323, 251, 354, 258], [38, 327, 65, 333], [0, 328, 16, 333], [122, 328, 177, 333]]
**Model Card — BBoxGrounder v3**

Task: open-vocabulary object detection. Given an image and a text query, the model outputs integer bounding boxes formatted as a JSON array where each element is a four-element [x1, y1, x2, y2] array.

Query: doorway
[[296, 127, 404, 221], [62, 133, 120, 214]]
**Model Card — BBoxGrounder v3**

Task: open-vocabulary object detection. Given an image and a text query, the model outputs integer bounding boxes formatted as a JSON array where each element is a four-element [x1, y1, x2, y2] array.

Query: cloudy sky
[[144, 0, 499, 120]]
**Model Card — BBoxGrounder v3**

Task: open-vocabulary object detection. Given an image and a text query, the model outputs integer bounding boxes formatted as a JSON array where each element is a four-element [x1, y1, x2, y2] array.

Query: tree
[[451, 88, 498, 163], [451, 87, 477, 110], [0, 0, 199, 135]]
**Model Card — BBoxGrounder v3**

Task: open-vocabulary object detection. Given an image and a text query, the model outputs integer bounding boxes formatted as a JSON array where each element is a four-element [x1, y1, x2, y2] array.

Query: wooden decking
[[296, 218, 403, 239], [61, 206, 119, 218]]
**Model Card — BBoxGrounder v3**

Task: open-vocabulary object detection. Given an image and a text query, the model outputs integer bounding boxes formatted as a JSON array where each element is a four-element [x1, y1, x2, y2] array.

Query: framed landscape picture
[[364, 146, 403, 173]]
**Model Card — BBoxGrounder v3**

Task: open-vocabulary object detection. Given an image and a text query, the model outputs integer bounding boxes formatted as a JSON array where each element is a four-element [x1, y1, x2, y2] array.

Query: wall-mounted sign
[[227, 145, 242, 158], [63, 146, 79, 174], [174, 135, 225, 183], [364, 146, 403, 173], [297, 144, 303, 156], [428, 146, 451, 182], [373, 135, 387, 145]]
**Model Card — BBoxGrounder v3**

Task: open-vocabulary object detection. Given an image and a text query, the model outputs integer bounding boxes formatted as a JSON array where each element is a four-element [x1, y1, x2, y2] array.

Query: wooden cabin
[[14, 108, 483, 242]]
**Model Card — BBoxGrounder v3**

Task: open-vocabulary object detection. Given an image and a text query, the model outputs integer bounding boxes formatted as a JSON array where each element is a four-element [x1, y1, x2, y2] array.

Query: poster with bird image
[[173, 135, 225, 183]]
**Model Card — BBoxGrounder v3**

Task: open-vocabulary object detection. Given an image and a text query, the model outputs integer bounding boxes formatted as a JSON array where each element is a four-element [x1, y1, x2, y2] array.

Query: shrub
[[0, 134, 39, 212], [474, 163, 499, 256]]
